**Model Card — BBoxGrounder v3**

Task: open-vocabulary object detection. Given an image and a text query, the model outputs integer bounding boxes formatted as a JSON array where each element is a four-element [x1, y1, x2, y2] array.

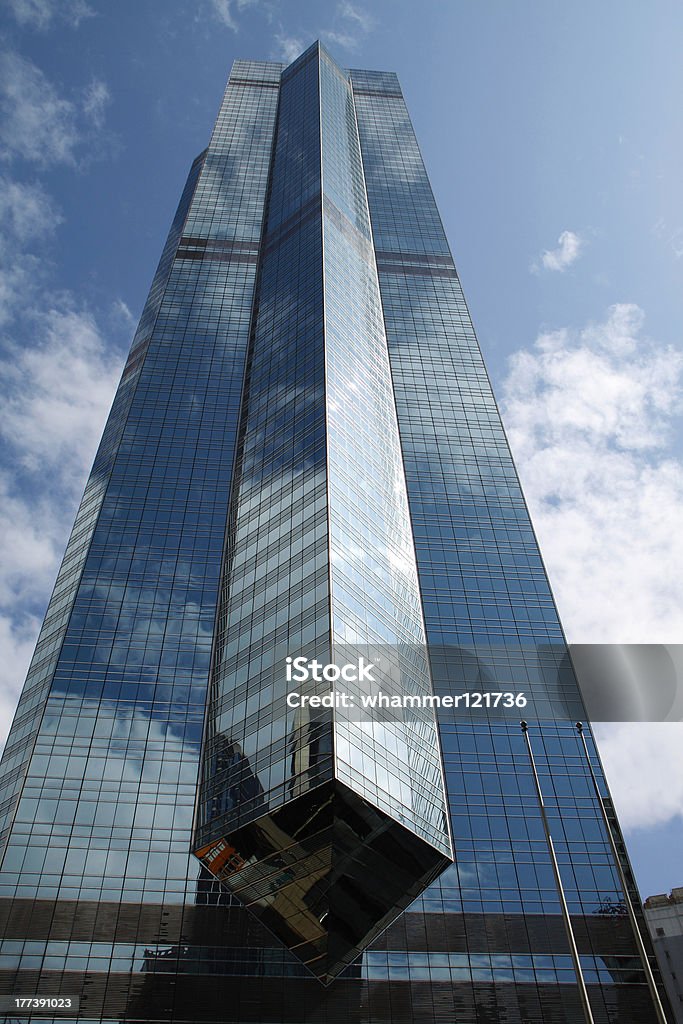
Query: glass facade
[[193, 46, 451, 984], [0, 41, 671, 1023]]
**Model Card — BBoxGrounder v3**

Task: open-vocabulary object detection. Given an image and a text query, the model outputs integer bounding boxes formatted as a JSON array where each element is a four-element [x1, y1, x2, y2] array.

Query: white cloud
[[320, 30, 358, 51], [111, 297, 137, 334], [536, 229, 583, 272], [2, 305, 123, 478], [502, 303, 683, 643], [206, 0, 373, 58], [0, 176, 62, 244], [0, 50, 111, 167], [0, 175, 61, 325], [0, 32, 123, 748], [0, 301, 125, 740], [321, 0, 374, 52], [0, 179, 127, 745], [0, 254, 39, 328], [0, 612, 42, 742], [6, 0, 94, 30], [0, 51, 81, 165], [271, 0, 376, 62], [207, 0, 262, 32], [338, 2, 374, 34], [652, 216, 683, 261], [592, 723, 683, 831], [501, 302, 683, 832], [209, 0, 238, 31], [273, 33, 306, 63], [0, 475, 60, 607], [82, 79, 111, 130]]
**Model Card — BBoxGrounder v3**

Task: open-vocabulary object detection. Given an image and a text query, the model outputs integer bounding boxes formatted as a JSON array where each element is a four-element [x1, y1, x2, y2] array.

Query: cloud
[[0, 172, 127, 745], [82, 79, 110, 129], [321, 0, 374, 52], [320, 30, 358, 51], [270, 1, 376, 62], [592, 723, 683, 831], [0, 51, 81, 165], [502, 302, 683, 643], [206, 0, 374, 60], [501, 302, 683, 831], [273, 32, 306, 63], [337, 1, 374, 34], [111, 297, 137, 334], [652, 216, 683, 261], [206, 0, 263, 32], [0, 253, 40, 328], [0, 175, 62, 244], [0, 50, 111, 167], [0, 41, 120, 749], [0, 611, 42, 743], [0, 175, 62, 325], [6, 0, 94, 30], [535, 229, 583, 272], [0, 300, 125, 739], [208, 0, 238, 31], [2, 305, 123, 478]]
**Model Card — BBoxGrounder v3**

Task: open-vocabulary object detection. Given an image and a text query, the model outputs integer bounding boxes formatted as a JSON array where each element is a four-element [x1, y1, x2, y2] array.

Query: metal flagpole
[[520, 721, 595, 1024], [575, 722, 669, 1024]]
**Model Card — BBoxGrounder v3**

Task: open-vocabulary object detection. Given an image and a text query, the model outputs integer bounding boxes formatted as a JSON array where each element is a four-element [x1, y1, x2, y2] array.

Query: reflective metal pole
[[520, 721, 595, 1024], [575, 722, 669, 1024]]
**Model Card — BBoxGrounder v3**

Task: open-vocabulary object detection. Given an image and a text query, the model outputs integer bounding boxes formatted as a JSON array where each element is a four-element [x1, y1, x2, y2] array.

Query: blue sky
[[1, 0, 682, 899]]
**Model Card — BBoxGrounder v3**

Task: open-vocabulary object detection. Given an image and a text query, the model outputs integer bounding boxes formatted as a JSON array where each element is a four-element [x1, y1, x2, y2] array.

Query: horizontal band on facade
[[376, 262, 459, 278], [179, 237, 259, 251], [352, 89, 403, 98], [175, 249, 258, 264], [229, 78, 280, 89]]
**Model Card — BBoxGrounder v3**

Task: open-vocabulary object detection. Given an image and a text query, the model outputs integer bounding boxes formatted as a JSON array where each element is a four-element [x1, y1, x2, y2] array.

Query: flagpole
[[575, 722, 669, 1024], [520, 721, 595, 1024]]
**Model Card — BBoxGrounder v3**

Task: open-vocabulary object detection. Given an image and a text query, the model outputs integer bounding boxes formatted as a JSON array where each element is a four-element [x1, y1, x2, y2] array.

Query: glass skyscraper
[[0, 42, 669, 1023]]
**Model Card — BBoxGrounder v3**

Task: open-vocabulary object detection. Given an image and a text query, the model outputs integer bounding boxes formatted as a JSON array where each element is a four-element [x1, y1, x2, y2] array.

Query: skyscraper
[[0, 41, 669, 1023]]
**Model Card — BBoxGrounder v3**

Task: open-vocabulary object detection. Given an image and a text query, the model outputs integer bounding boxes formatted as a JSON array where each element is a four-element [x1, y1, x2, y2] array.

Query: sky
[[0, 0, 682, 900]]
